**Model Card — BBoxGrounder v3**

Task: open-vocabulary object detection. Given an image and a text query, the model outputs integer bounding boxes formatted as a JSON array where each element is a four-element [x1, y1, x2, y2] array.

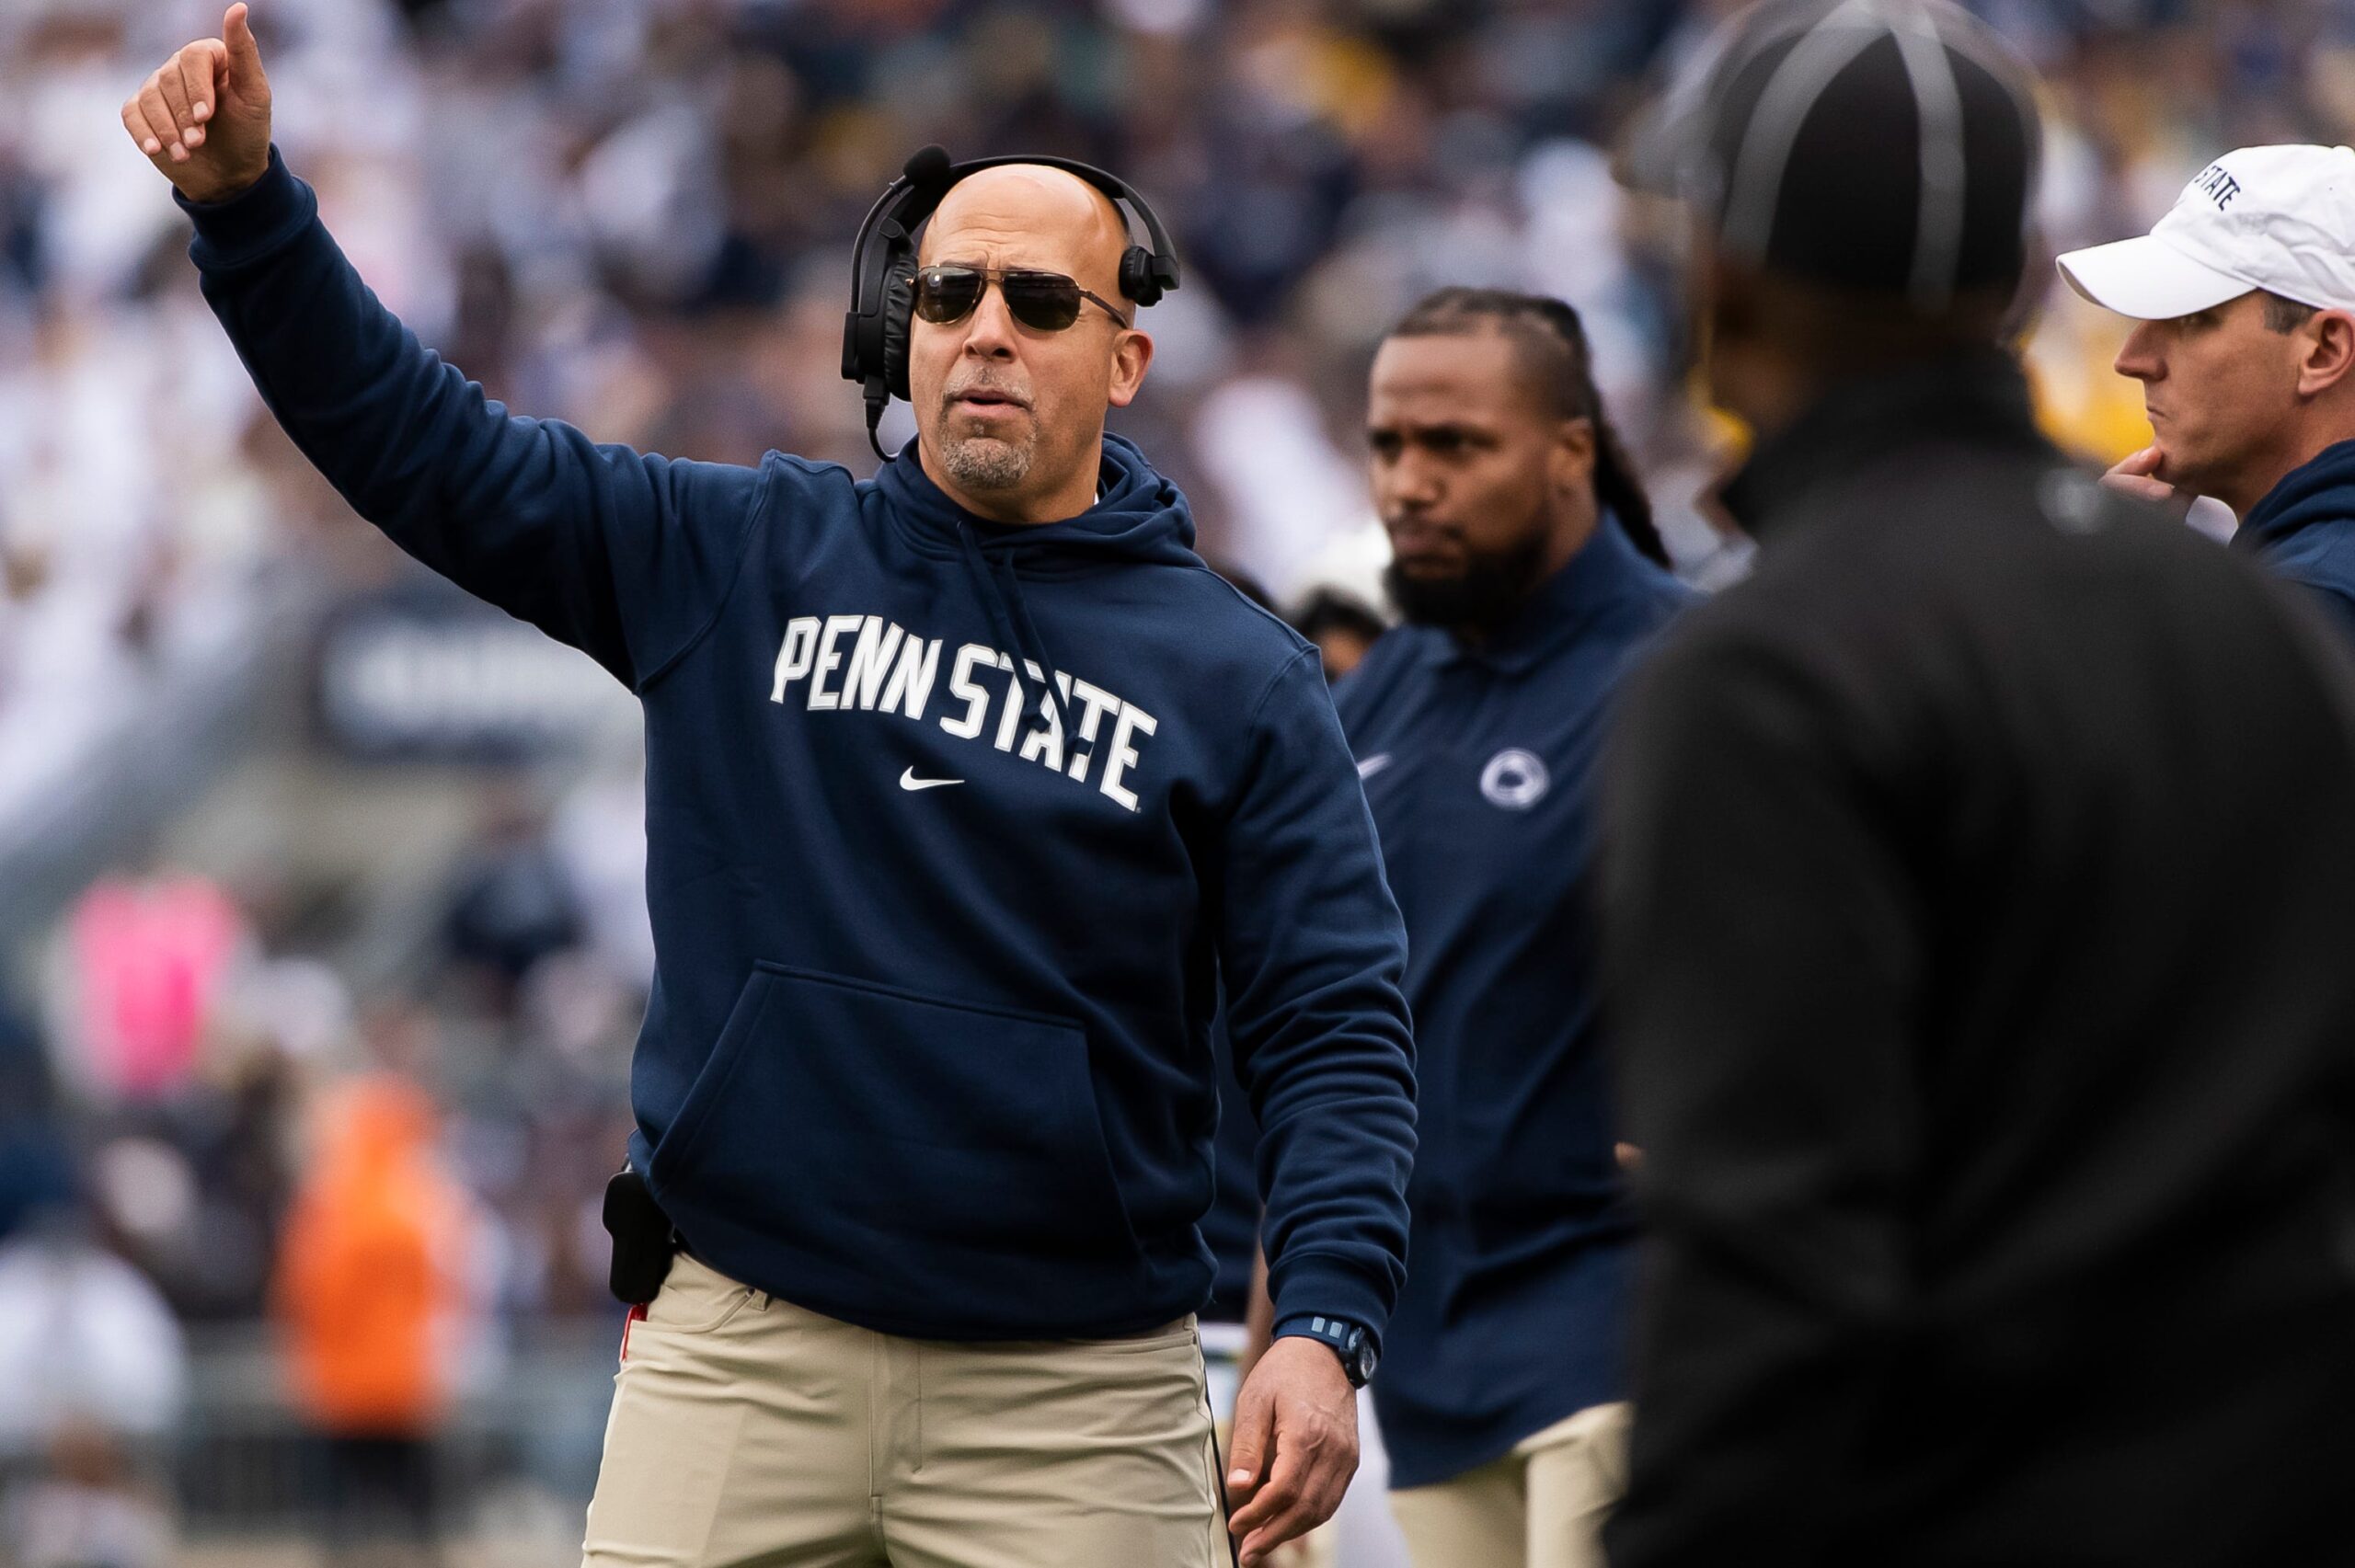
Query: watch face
[[1350, 1342, 1378, 1387]]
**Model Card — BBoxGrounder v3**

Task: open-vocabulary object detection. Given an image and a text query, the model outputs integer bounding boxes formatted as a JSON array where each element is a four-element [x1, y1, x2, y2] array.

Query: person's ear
[[1108, 328, 1155, 410], [1550, 415, 1598, 496], [2297, 310, 2355, 399]]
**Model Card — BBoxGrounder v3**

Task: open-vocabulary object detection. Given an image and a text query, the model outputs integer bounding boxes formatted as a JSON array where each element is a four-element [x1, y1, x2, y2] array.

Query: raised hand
[[122, 3, 272, 205], [2100, 444, 2194, 521]]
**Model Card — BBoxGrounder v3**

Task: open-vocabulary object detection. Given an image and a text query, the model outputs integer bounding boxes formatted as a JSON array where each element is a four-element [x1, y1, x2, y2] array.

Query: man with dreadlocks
[[1332, 286, 1690, 1567]]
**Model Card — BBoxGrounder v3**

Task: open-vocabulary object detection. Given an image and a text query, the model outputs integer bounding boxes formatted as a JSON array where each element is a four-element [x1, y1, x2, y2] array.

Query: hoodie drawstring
[[954, 521, 1070, 738], [991, 553, 1074, 732]]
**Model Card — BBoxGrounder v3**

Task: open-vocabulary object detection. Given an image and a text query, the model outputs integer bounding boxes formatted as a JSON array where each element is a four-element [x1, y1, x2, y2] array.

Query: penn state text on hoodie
[[180, 149, 1417, 1344]]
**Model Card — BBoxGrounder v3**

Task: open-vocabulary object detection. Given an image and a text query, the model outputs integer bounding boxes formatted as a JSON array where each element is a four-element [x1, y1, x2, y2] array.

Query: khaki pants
[[1386, 1402, 1631, 1568], [581, 1253, 1230, 1567]]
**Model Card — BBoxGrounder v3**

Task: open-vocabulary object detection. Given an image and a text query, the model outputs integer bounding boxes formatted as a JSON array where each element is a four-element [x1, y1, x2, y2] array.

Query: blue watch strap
[[1273, 1312, 1368, 1356]]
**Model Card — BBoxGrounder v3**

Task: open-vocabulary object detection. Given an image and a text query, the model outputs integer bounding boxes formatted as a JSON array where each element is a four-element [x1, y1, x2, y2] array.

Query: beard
[[937, 424, 1036, 491], [934, 374, 1039, 493], [1384, 525, 1553, 635]]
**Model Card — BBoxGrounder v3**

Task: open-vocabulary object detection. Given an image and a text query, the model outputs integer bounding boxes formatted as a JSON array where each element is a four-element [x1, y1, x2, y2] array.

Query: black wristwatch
[[1276, 1313, 1378, 1388]]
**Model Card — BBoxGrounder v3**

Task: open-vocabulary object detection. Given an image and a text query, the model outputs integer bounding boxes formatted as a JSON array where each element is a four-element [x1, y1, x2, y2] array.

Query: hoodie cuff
[[177, 144, 316, 271], [1268, 1256, 1391, 1356]]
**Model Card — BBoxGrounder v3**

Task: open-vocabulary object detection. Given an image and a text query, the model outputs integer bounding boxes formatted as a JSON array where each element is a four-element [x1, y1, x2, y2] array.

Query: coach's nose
[[961, 280, 1019, 361], [2114, 319, 2165, 383]]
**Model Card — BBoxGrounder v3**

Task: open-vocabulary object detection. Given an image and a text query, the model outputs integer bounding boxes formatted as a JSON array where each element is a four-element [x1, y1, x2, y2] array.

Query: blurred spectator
[[1, 1418, 176, 1568], [0, 988, 70, 1245], [0, 1185, 186, 1462], [1291, 588, 1387, 682], [274, 1074, 476, 1563], [51, 870, 248, 1104], [438, 786, 584, 1018], [548, 760, 656, 997]]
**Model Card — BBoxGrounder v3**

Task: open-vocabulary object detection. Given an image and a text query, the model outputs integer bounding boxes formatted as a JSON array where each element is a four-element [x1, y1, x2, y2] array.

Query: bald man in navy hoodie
[[128, 10, 1414, 1567]]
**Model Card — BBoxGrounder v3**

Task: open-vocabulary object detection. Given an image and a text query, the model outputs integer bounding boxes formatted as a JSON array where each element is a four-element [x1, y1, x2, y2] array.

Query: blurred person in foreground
[[275, 1075, 474, 1567], [2058, 144, 2355, 641], [1336, 288, 1689, 1568], [127, 10, 1415, 1565], [1603, 4, 2355, 1565]]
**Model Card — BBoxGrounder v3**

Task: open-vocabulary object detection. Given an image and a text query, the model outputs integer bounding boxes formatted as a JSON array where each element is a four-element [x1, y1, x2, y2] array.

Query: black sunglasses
[[913, 265, 1131, 333]]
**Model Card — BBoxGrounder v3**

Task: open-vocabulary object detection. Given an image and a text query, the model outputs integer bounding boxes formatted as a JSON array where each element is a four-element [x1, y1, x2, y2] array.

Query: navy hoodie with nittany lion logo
[[179, 149, 1418, 1345]]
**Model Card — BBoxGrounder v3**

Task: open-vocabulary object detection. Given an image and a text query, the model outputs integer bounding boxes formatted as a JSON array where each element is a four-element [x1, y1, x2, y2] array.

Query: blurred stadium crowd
[[3, 0, 2353, 1560]]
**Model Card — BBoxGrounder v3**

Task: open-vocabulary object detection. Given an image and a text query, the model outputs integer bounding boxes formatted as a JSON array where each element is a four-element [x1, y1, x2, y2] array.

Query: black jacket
[[1602, 352, 2355, 1568]]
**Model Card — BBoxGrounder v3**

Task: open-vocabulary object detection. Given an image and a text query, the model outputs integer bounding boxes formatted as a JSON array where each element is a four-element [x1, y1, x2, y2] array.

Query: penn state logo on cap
[[2057, 144, 2355, 320], [1480, 749, 1550, 809]]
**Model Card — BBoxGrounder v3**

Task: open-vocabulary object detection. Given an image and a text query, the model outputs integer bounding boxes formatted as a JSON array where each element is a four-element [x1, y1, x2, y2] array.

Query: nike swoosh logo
[[900, 768, 964, 792], [1357, 753, 1393, 779]]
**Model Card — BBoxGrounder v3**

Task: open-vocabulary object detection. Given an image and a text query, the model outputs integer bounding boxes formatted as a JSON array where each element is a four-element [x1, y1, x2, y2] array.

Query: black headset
[[841, 144, 1182, 460]]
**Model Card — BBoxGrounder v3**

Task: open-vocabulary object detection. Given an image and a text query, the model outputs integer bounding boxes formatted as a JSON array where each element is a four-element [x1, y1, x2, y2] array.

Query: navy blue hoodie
[[1336, 520, 1690, 1487], [182, 151, 1417, 1345], [2234, 438, 2355, 645]]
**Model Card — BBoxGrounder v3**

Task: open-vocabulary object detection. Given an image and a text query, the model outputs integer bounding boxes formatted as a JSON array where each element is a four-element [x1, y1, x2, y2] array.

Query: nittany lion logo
[[1479, 749, 1549, 809]]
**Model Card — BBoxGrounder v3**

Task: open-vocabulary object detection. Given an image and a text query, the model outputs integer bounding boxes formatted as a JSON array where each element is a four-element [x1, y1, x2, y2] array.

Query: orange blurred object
[[271, 1075, 470, 1436]]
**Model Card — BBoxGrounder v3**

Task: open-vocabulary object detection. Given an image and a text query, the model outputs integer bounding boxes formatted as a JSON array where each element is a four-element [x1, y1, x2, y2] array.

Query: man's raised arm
[[125, 5, 762, 690]]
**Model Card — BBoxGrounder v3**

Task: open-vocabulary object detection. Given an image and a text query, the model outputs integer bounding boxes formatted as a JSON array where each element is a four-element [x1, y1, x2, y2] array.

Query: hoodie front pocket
[[649, 965, 1140, 1281]]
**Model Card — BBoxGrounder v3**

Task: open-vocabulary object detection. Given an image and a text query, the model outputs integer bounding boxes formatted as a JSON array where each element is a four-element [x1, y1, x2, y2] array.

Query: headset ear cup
[[1120, 246, 1161, 310], [882, 255, 918, 402]]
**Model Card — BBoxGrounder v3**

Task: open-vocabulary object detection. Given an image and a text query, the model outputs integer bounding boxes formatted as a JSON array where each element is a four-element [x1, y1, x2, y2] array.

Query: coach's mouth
[[949, 386, 1032, 415]]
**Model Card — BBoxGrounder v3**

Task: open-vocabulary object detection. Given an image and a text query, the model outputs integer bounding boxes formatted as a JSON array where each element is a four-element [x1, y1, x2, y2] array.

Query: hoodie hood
[[2234, 438, 2355, 557], [874, 432, 1204, 732], [874, 431, 1201, 574]]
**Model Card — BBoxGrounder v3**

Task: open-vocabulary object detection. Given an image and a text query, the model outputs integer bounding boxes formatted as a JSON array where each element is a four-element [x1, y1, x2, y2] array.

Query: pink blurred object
[[67, 876, 245, 1099]]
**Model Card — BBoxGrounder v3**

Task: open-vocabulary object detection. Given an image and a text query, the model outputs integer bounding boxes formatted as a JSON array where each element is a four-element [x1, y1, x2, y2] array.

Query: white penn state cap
[[2057, 144, 2355, 320]]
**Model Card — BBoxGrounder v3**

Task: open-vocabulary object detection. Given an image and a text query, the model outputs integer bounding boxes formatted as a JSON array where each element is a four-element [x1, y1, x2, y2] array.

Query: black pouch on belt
[[603, 1166, 678, 1306]]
